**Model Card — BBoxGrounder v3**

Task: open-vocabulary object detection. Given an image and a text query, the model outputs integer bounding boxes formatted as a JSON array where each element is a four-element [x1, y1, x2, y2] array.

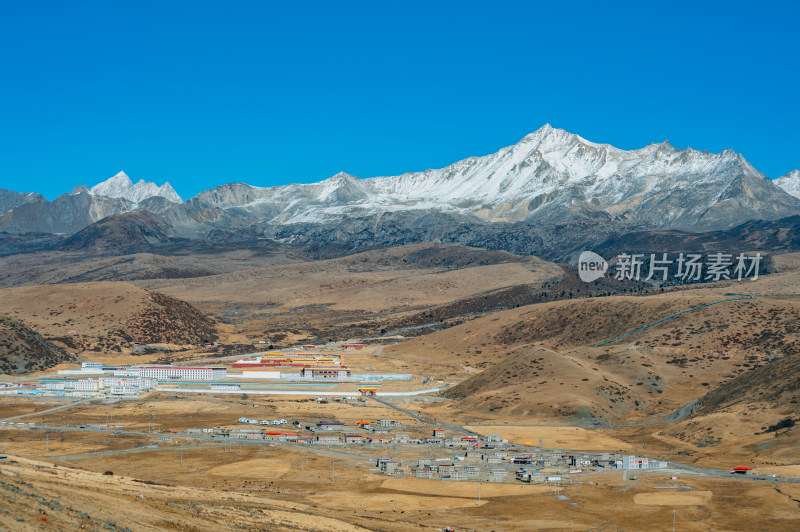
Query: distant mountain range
[[2, 125, 799, 256]]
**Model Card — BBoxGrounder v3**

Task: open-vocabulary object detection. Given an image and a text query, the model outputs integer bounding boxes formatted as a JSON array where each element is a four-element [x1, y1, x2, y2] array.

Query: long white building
[[138, 366, 226, 380]]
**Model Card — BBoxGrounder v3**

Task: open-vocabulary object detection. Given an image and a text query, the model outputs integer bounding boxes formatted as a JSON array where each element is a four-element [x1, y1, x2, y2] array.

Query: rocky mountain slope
[[0, 189, 44, 213], [57, 211, 172, 255], [776, 169, 800, 198], [0, 316, 77, 375]]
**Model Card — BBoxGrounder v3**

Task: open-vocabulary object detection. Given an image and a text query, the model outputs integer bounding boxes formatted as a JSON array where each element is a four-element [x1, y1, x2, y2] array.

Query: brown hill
[[0, 282, 219, 353], [644, 351, 800, 469], [118, 291, 219, 345], [391, 267, 800, 423], [57, 211, 171, 255], [442, 345, 628, 422], [0, 315, 77, 374], [696, 352, 800, 415], [140, 243, 564, 342]]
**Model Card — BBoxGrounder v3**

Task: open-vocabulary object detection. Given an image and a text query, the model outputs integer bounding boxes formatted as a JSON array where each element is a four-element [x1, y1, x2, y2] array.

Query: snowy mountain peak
[[69, 185, 91, 196], [326, 171, 359, 182], [776, 170, 800, 199], [90, 172, 183, 204]]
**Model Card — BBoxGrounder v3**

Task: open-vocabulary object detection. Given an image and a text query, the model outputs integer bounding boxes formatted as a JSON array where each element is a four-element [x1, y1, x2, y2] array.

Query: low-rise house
[[415, 468, 435, 479], [380, 461, 398, 473], [438, 463, 455, 475], [393, 433, 410, 443], [316, 420, 345, 431], [344, 434, 364, 444], [229, 430, 263, 440], [449, 470, 469, 481], [464, 465, 480, 477]]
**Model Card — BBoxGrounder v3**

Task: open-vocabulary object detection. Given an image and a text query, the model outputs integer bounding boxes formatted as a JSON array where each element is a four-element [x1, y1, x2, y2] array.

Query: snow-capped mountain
[[90, 171, 182, 204], [776, 170, 800, 199], [193, 124, 800, 231], [1, 125, 798, 240]]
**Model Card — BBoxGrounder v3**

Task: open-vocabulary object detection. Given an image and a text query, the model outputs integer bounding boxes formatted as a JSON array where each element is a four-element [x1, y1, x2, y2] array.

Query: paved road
[[0, 398, 92, 422], [368, 396, 478, 436], [158, 387, 443, 397]]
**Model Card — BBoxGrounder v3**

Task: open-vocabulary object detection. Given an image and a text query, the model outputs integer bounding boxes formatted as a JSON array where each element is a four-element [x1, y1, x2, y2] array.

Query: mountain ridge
[[90, 171, 182, 204], [1, 125, 799, 240]]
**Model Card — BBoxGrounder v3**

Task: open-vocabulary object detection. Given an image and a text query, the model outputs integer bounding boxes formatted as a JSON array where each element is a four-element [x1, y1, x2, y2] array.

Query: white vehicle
[[271, 420, 281, 425], [248, 419, 260, 425], [278, 419, 287, 425], [238, 417, 249, 423], [260, 420, 270, 425]]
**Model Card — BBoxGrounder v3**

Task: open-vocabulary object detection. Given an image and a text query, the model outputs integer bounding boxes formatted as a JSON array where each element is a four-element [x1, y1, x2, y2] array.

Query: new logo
[[577, 251, 608, 282]]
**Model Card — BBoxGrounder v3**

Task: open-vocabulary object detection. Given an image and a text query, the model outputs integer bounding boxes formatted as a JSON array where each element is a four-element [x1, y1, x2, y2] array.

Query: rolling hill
[[390, 266, 800, 424], [0, 282, 220, 355], [0, 316, 77, 375]]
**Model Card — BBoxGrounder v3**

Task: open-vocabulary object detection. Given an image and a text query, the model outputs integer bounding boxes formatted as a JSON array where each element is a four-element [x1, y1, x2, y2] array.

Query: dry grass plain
[[2, 249, 800, 528], [2, 446, 800, 531], [465, 425, 633, 452], [0, 388, 799, 530]]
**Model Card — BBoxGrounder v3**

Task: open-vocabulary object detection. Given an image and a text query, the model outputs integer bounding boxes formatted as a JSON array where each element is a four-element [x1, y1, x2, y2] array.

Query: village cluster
[[171, 416, 671, 484]]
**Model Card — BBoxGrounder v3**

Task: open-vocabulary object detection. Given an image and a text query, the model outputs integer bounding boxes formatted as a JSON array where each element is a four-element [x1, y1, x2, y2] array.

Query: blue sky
[[1, 1, 798, 200]]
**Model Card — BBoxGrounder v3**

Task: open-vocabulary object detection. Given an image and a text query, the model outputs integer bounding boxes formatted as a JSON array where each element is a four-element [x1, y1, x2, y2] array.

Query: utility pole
[[672, 508, 676, 532], [331, 459, 335, 483], [180, 445, 183, 467], [478, 483, 481, 504], [45, 434, 49, 454]]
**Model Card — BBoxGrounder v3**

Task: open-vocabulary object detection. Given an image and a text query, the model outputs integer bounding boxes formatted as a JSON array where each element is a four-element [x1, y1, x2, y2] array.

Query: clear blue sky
[[1, 1, 798, 200]]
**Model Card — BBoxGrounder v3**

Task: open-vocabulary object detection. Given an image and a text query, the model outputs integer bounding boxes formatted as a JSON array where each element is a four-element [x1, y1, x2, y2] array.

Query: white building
[[58, 361, 106, 376], [100, 377, 157, 396], [139, 366, 226, 380], [73, 379, 99, 392], [621, 455, 668, 470], [211, 383, 240, 391]]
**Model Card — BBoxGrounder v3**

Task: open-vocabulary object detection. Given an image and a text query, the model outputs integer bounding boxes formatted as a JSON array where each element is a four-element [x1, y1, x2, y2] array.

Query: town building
[[316, 420, 345, 431], [210, 383, 241, 391], [621, 455, 668, 470], [300, 366, 351, 379], [343, 344, 363, 350], [344, 434, 364, 444], [380, 461, 398, 473], [138, 366, 226, 380], [315, 435, 342, 445]]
